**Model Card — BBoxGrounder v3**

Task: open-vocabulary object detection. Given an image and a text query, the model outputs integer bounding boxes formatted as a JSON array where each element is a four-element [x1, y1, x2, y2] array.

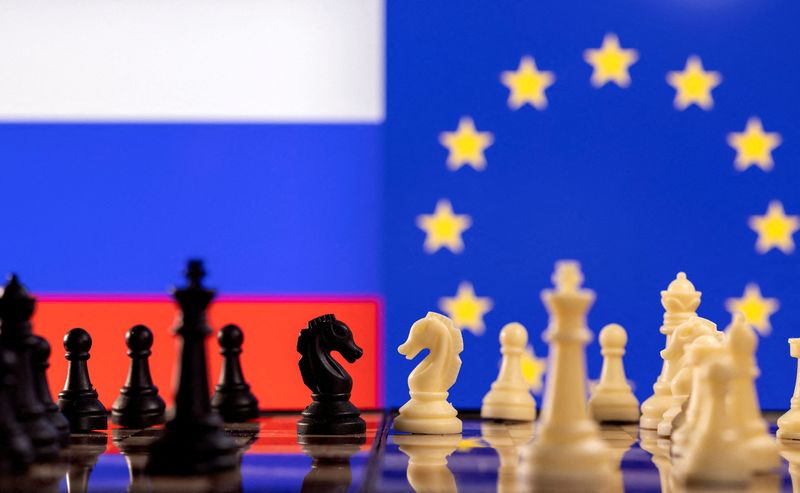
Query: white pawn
[[588, 323, 639, 423], [675, 357, 751, 487], [481, 322, 537, 422], [726, 312, 779, 472], [394, 312, 463, 435], [778, 338, 800, 441]]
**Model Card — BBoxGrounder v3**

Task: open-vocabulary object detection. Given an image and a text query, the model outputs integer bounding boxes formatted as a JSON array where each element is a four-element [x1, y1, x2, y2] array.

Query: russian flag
[[0, 1, 384, 410]]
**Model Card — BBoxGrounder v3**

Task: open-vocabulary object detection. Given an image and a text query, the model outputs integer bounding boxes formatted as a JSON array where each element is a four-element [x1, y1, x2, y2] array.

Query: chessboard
[[6, 411, 797, 492]]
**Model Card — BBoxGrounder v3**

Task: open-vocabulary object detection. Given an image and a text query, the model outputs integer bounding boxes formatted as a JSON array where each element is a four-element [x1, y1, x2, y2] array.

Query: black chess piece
[[57, 328, 108, 432], [112, 325, 166, 429], [32, 335, 71, 447], [297, 314, 366, 435], [0, 348, 34, 474], [145, 260, 238, 476], [299, 435, 364, 493], [0, 274, 62, 460], [211, 324, 259, 422]]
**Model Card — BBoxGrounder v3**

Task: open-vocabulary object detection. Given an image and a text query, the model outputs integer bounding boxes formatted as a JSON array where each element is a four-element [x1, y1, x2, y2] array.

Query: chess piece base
[[589, 392, 640, 423], [744, 434, 781, 472], [58, 391, 108, 432], [211, 387, 260, 423], [521, 438, 611, 490], [639, 390, 670, 429], [778, 409, 800, 441], [145, 420, 239, 476], [297, 393, 366, 435], [480, 401, 536, 422], [394, 392, 461, 434], [112, 390, 166, 429]]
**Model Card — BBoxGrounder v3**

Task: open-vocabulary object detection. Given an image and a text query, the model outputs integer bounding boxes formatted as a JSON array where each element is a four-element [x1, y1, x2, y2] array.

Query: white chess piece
[[481, 322, 537, 422], [670, 332, 726, 458], [599, 426, 637, 493], [394, 312, 463, 435], [394, 433, 461, 493], [482, 421, 535, 493], [778, 338, 800, 441], [588, 323, 639, 423], [657, 316, 718, 437], [673, 356, 751, 487], [726, 312, 780, 472], [640, 273, 702, 430], [521, 261, 611, 489]]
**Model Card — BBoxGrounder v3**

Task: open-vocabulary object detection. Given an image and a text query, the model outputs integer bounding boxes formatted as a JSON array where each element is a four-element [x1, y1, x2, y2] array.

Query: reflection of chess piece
[[673, 358, 750, 488], [521, 261, 610, 490], [112, 429, 150, 493], [482, 421, 534, 493], [395, 312, 463, 434], [657, 317, 717, 438], [778, 338, 800, 441], [299, 435, 364, 493], [394, 433, 461, 493], [780, 441, 800, 493], [726, 314, 779, 472], [599, 424, 636, 493], [482, 323, 536, 422], [588, 324, 639, 423], [65, 433, 108, 493], [640, 273, 701, 430], [639, 429, 673, 493], [670, 334, 724, 458]]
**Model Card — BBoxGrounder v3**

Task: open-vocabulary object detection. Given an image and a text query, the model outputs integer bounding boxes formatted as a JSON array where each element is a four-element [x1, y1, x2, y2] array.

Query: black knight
[[297, 314, 366, 435]]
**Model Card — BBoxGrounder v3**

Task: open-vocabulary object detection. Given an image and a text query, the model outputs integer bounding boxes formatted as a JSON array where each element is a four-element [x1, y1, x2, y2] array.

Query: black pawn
[[145, 260, 238, 476], [32, 335, 71, 446], [0, 274, 61, 460], [57, 328, 108, 432], [112, 325, 166, 429], [211, 324, 259, 422], [0, 348, 34, 474]]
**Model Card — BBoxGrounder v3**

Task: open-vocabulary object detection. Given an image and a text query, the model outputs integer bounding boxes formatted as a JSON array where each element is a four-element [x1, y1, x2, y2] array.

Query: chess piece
[[726, 313, 779, 472], [394, 433, 461, 493], [670, 333, 725, 457], [65, 432, 107, 493], [145, 260, 238, 475], [778, 338, 800, 441], [657, 316, 717, 438], [112, 325, 166, 429], [640, 272, 701, 429], [299, 435, 364, 493], [0, 348, 34, 473], [481, 322, 536, 422], [58, 328, 108, 432], [588, 323, 639, 423], [521, 261, 611, 488], [32, 335, 71, 446], [0, 274, 62, 460], [297, 314, 366, 435], [394, 312, 463, 435], [482, 421, 534, 493], [212, 324, 259, 423], [673, 357, 751, 487]]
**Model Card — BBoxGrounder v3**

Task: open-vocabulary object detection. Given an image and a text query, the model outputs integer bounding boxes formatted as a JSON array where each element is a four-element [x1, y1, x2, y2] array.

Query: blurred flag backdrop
[[2, 0, 800, 410]]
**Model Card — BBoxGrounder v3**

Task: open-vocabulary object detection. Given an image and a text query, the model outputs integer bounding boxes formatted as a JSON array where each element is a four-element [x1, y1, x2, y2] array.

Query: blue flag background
[[385, 0, 800, 409]]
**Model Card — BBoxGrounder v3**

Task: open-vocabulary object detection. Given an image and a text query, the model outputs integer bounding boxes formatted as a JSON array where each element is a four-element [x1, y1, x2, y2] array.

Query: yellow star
[[457, 437, 486, 452], [416, 200, 472, 254], [501, 56, 555, 110], [727, 118, 782, 172], [749, 201, 800, 254], [725, 284, 779, 335], [439, 282, 493, 336], [520, 345, 546, 393], [666, 56, 721, 110], [583, 33, 639, 88], [439, 117, 494, 171]]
